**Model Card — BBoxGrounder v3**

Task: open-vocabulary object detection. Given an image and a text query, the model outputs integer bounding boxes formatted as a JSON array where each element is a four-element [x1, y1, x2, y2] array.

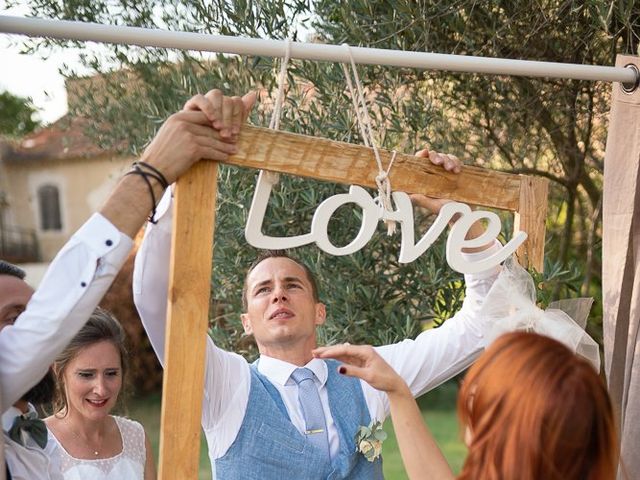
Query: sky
[[0, 36, 75, 125], [0, 5, 235, 126], [1, 5, 316, 126], [1, 5, 90, 125]]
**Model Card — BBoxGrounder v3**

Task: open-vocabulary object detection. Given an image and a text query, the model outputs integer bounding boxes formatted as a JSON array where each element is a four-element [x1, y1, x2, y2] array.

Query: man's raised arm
[[132, 91, 256, 453], [0, 105, 237, 410]]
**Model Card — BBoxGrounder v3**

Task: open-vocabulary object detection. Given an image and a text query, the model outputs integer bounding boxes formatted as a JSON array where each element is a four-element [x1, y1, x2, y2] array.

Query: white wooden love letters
[[245, 170, 528, 274]]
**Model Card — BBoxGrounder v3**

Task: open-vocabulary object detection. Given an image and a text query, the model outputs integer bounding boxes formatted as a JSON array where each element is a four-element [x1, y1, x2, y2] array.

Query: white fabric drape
[[603, 54, 640, 479]]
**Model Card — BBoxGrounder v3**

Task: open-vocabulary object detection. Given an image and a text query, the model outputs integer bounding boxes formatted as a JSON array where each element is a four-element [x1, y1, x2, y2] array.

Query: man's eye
[[256, 287, 270, 295], [287, 283, 301, 289]]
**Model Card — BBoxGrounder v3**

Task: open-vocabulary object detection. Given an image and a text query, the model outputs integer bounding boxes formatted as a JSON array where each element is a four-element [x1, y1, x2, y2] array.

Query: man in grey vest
[[0, 89, 251, 480], [134, 94, 501, 478]]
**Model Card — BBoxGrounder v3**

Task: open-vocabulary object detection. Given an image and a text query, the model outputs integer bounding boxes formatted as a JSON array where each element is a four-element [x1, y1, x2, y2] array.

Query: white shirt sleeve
[[0, 213, 133, 410], [366, 242, 503, 420], [132, 191, 250, 457]]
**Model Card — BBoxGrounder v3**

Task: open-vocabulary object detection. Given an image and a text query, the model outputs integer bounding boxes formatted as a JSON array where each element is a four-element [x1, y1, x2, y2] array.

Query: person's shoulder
[[112, 414, 142, 428], [113, 415, 146, 445], [112, 415, 147, 462]]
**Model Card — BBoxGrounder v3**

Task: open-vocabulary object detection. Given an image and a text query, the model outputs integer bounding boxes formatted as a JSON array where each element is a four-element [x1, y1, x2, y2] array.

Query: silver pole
[[0, 15, 637, 84]]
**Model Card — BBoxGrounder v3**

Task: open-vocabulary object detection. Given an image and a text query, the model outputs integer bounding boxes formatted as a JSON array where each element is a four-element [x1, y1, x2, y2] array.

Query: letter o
[[311, 186, 379, 255]]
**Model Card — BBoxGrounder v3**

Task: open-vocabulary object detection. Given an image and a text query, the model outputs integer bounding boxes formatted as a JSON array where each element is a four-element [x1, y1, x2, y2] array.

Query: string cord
[[263, 38, 292, 185], [341, 44, 397, 234]]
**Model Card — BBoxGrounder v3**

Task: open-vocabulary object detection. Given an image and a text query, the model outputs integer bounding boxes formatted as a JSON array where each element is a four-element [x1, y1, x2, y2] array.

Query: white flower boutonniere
[[355, 420, 387, 462]]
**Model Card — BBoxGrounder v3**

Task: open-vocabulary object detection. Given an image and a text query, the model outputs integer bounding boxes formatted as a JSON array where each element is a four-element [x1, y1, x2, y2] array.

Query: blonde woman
[[45, 309, 155, 480]]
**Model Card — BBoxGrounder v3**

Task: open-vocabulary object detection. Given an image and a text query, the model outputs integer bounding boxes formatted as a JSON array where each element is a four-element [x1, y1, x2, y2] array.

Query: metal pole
[[1, 15, 638, 85]]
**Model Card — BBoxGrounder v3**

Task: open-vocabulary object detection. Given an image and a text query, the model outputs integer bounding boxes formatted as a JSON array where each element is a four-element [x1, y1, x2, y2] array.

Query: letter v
[[397, 197, 471, 263]]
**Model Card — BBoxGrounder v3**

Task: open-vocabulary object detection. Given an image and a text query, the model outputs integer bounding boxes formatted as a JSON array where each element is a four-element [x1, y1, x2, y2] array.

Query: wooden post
[[158, 160, 218, 479], [514, 175, 549, 271]]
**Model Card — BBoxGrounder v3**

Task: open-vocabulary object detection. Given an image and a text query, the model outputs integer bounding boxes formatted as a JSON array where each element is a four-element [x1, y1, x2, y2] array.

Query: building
[[0, 79, 132, 263], [0, 77, 164, 392]]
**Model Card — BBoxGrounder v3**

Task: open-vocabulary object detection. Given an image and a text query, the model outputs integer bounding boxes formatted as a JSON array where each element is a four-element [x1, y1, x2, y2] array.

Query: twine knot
[[341, 44, 398, 235]]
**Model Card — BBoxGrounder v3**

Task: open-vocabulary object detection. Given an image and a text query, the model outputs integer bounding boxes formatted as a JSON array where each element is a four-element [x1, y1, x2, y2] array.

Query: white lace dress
[[46, 416, 146, 480]]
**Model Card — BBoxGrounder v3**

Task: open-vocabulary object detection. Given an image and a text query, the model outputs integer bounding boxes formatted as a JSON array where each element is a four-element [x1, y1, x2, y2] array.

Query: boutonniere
[[355, 420, 387, 462]]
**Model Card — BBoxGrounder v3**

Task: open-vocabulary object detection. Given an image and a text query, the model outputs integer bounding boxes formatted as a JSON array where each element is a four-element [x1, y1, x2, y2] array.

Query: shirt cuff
[[462, 240, 503, 280], [72, 212, 133, 256]]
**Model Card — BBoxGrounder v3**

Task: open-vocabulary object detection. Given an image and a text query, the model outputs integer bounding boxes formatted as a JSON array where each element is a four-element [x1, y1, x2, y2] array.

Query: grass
[[381, 381, 467, 478], [128, 393, 213, 479], [129, 380, 465, 479]]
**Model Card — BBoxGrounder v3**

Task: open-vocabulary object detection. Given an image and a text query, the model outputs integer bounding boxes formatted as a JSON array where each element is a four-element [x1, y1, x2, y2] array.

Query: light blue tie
[[291, 367, 330, 459]]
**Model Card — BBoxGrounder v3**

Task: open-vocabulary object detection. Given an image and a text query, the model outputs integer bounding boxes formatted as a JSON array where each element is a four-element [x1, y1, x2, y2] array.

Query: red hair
[[457, 332, 618, 480]]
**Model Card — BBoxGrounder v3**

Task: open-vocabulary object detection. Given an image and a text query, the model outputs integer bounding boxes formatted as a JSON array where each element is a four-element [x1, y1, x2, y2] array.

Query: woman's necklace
[[66, 423, 103, 457]]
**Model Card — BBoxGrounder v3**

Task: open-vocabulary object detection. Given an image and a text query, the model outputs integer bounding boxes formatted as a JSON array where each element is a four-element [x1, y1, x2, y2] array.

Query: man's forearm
[[100, 171, 166, 239], [461, 218, 493, 253], [101, 107, 240, 238]]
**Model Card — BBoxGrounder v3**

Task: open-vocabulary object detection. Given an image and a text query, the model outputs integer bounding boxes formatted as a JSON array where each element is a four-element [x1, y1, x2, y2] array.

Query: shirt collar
[[2, 403, 37, 431], [258, 355, 328, 387]]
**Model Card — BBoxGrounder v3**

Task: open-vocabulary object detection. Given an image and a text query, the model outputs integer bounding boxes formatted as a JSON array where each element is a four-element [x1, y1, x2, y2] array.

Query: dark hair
[[458, 332, 618, 480], [242, 250, 320, 310], [52, 308, 129, 416], [0, 260, 26, 280], [23, 370, 55, 406]]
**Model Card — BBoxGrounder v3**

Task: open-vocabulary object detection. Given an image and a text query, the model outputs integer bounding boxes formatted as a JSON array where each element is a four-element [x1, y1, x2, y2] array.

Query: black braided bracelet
[[130, 162, 168, 191], [135, 161, 169, 190], [125, 165, 159, 224], [131, 167, 166, 192]]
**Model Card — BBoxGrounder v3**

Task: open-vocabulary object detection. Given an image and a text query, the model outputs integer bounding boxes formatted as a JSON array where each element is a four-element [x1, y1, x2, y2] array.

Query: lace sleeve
[[116, 416, 146, 467]]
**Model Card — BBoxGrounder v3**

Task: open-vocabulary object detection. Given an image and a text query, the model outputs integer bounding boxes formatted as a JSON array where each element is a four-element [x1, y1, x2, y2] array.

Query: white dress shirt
[[0, 213, 133, 413], [133, 193, 500, 467], [2, 405, 62, 480], [0, 213, 132, 480]]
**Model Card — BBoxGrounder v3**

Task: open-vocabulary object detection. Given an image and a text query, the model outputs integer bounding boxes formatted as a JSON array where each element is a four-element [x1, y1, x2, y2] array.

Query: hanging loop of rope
[[341, 43, 397, 235], [264, 37, 292, 185], [269, 37, 292, 132]]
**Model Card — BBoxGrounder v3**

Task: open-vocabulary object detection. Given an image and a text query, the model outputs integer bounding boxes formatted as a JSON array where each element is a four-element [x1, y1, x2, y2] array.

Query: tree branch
[[506, 167, 567, 187]]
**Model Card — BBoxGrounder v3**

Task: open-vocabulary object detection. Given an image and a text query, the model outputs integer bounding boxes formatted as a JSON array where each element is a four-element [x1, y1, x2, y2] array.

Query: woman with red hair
[[314, 332, 618, 480]]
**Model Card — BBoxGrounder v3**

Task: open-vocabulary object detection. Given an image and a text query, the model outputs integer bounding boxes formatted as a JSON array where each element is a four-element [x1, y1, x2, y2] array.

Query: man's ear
[[241, 313, 253, 335], [315, 303, 326, 326]]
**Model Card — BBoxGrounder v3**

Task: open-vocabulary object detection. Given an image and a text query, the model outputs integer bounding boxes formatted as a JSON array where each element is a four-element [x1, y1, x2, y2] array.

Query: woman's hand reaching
[[312, 343, 409, 395]]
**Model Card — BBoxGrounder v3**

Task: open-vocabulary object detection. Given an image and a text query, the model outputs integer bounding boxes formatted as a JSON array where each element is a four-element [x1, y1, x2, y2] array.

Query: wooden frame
[[158, 125, 549, 478]]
